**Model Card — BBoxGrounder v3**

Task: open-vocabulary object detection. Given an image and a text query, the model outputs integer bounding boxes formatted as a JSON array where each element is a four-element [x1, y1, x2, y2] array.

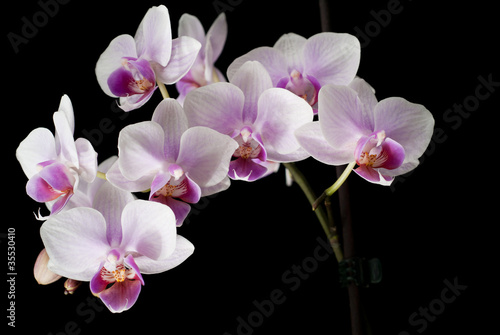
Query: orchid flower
[[183, 60, 313, 181], [295, 78, 434, 188], [40, 181, 194, 313], [33, 157, 118, 293], [227, 32, 360, 113], [16, 95, 98, 217], [106, 98, 238, 225], [95, 5, 201, 111], [176, 13, 228, 105]]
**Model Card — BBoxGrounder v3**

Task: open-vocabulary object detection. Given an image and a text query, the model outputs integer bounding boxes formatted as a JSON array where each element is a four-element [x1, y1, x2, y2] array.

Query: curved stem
[[325, 161, 356, 196], [313, 161, 356, 210], [157, 80, 170, 99], [284, 163, 343, 262], [212, 68, 220, 83]]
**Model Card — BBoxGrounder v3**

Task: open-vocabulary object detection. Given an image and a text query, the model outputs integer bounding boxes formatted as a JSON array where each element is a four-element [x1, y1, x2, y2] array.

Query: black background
[[4, 0, 497, 334]]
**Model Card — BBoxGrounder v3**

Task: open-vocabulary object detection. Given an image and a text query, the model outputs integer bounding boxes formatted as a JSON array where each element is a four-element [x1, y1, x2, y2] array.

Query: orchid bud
[[34, 249, 62, 285], [64, 279, 82, 295]]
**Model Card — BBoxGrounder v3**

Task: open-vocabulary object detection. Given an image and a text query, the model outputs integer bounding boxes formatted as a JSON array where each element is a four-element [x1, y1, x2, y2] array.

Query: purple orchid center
[[277, 70, 321, 107], [153, 165, 189, 199], [99, 250, 140, 285], [91, 250, 144, 295], [228, 127, 269, 181], [233, 127, 265, 161], [149, 163, 201, 226], [107, 57, 156, 97], [91, 250, 145, 313], [354, 130, 405, 170]]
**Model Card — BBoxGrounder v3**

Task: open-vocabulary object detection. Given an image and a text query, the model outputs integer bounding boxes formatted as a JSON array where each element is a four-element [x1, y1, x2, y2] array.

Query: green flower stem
[[283, 163, 343, 262], [96, 171, 107, 180], [312, 161, 356, 211], [157, 80, 170, 99]]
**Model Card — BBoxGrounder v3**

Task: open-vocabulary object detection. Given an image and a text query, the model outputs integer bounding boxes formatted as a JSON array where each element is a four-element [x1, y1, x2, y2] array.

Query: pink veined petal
[[273, 33, 307, 72], [200, 177, 231, 197], [318, 84, 374, 150], [203, 35, 215, 84], [227, 46, 288, 85], [151, 98, 188, 162], [119, 200, 177, 261], [16, 127, 57, 179], [255, 88, 313, 158], [151, 196, 192, 227], [135, 235, 194, 274], [118, 121, 165, 181], [348, 78, 378, 111], [57, 95, 75, 134], [303, 32, 361, 86], [205, 13, 227, 63], [374, 97, 434, 162], [183, 82, 245, 133], [176, 126, 239, 188], [261, 147, 310, 164], [230, 61, 274, 124], [53, 111, 78, 168], [154, 36, 201, 84], [92, 182, 135, 248], [295, 121, 353, 165], [134, 5, 172, 66], [96, 34, 138, 97], [74, 138, 97, 183], [178, 14, 206, 47], [106, 159, 155, 193], [99, 278, 142, 313], [40, 208, 110, 281]]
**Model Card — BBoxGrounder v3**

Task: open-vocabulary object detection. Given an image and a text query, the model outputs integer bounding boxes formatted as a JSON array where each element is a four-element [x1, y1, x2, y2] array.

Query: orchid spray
[[16, 3, 434, 334]]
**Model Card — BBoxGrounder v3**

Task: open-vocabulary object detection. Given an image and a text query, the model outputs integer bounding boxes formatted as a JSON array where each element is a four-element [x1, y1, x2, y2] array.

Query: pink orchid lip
[[150, 166, 201, 204], [352, 130, 406, 184], [232, 127, 267, 162], [90, 252, 145, 313], [107, 57, 156, 97], [228, 127, 270, 181], [25, 162, 75, 215], [354, 130, 405, 170], [149, 169, 201, 226], [91, 251, 144, 295]]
